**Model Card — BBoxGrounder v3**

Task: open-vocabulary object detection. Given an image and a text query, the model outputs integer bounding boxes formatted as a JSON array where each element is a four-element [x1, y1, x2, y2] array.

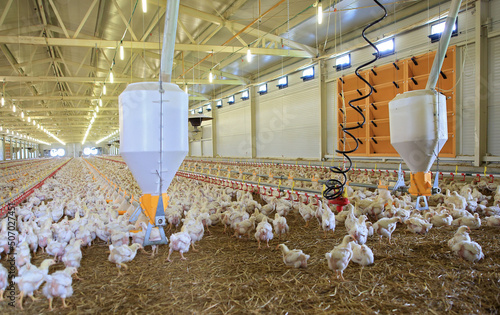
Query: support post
[[318, 60, 327, 160], [250, 85, 257, 158], [474, 0, 488, 166], [211, 102, 218, 158]]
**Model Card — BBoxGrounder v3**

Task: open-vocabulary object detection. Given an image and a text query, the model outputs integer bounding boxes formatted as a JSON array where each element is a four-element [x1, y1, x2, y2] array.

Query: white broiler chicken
[[197, 212, 213, 234], [404, 217, 432, 234], [277, 244, 310, 268], [451, 240, 484, 262], [167, 230, 191, 262], [0, 263, 7, 301], [485, 215, 500, 227], [344, 206, 358, 231], [183, 217, 204, 251], [273, 213, 289, 242], [451, 213, 481, 229], [325, 235, 356, 281], [110, 230, 130, 247], [321, 204, 336, 238], [350, 242, 374, 266], [62, 240, 83, 269], [447, 226, 471, 249], [15, 240, 31, 270], [233, 217, 256, 239], [254, 217, 273, 249], [314, 200, 325, 227], [298, 203, 315, 227], [444, 191, 467, 210], [373, 217, 401, 244], [46, 239, 67, 262], [42, 267, 78, 310], [426, 211, 453, 227], [14, 259, 56, 309], [139, 222, 162, 257], [108, 243, 143, 276], [348, 215, 368, 245]]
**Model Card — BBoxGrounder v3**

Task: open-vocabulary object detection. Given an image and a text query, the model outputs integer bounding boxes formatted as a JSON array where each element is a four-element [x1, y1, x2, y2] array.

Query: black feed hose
[[323, 0, 388, 200]]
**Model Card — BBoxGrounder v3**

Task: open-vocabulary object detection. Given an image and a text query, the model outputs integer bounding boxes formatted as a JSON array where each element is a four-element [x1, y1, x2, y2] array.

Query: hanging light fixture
[[1, 96, 4, 106], [109, 70, 114, 84], [99, 99, 103, 107], [21, 111, 24, 118], [247, 47, 252, 62], [12, 104, 16, 112], [32, 120, 35, 126], [103, 84, 107, 95], [317, 0, 323, 24], [209, 70, 213, 83], [27, 117, 31, 123], [96, 106, 99, 113], [120, 43, 124, 60], [184, 85, 188, 93], [142, 0, 147, 13]]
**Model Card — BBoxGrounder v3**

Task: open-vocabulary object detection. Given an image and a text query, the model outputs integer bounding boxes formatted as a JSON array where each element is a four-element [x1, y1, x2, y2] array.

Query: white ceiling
[[0, 0, 448, 144]]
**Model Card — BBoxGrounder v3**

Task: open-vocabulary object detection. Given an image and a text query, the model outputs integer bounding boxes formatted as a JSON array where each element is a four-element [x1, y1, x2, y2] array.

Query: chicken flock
[[0, 156, 499, 310]]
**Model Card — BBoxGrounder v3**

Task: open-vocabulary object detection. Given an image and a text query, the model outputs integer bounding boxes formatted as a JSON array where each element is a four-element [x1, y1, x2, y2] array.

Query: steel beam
[[0, 36, 312, 58]]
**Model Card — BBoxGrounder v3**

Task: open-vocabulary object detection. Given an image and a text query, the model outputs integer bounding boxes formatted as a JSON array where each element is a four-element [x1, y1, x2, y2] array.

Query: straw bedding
[[2, 203, 499, 314]]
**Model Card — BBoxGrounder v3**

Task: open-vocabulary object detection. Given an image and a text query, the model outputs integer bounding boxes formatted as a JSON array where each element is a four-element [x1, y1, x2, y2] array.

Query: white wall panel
[[326, 81, 337, 155], [459, 43, 475, 155], [190, 141, 202, 156], [256, 76, 320, 159], [491, 0, 500, 33], [216, 103, 252, 157], [488, 36, 500, 155], [202, 140, 213, 157], [202, 124, 212, 139]]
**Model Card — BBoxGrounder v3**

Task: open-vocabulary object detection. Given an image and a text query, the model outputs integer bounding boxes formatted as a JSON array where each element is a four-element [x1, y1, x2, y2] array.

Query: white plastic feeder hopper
[[119, 0, 185, 246], [389, 0, 462, 199]]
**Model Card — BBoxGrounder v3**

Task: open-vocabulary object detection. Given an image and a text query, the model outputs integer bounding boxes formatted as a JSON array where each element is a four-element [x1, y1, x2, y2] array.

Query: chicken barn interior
[[1, 0, 500, 313]]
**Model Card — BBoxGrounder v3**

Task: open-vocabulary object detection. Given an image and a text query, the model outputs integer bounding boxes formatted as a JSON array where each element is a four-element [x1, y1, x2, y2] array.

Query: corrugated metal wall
[[216, 103, 252, 157], [459, 43, 475, 155], [488, 36, 500, 155], [255, 73, 320, 159]]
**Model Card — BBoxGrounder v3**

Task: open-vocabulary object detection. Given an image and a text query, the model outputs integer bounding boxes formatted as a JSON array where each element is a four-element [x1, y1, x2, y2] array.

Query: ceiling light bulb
[[103, 84, 106, 95], [12, 105, 15, 112], [247, 48, 252, 62], [184, 85, 188, 94], [1, 97, 4, 106], [318, 1, 323, 25], [109, 71, 114, 84], [99, 99, 103, 107], [93, 112, 96, 118], [209, 71, 213, 83], [21, 112, 24, 118], [33, 120, 36, 125], [28, 117, 31, 122], [119, 44, 124, 60], [142, 0, 147, 13], [96, 106, 99, 112]]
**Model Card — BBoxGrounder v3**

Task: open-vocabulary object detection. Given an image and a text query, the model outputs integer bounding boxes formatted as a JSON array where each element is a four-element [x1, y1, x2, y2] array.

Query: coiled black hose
[[324, 0, 387, 201]]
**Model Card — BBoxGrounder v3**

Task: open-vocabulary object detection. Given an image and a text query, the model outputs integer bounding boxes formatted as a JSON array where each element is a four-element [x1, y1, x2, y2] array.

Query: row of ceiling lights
[[1, 90, 64, 145], [83, 0, 145, 145]]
